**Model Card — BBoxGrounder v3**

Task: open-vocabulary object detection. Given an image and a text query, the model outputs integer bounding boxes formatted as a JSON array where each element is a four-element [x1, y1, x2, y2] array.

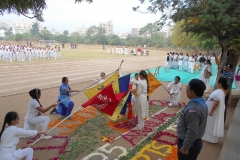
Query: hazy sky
[[1, 0, 161, 33]]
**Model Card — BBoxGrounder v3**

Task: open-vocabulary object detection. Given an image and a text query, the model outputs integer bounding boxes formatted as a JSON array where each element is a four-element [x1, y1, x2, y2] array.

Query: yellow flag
[[84, 72, 120, 99], [104, 91, 130, 121], [148, 71, 162, 96]]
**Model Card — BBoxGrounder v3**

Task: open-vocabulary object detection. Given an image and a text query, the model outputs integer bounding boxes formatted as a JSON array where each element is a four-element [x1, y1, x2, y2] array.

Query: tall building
[[76, 26, 88, 35], [132, 28, 139, 36], [99, 20, 113, 35], [14, 19, 44, 34]]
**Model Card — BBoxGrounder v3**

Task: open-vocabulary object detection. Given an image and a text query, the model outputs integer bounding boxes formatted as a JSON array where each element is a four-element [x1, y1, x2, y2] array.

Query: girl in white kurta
[[200, 60, 212, 92], [24, 88, 57, 139], [202, 77, 227, 143], [165, 53, 170, 70], [188, 55, 195, 73], [130, 73, 140, 104], [183, 54, 189, 71], [0, 111, 46, 160], [178, 53, 183, 71], [131, 70, 149, 130], [234, 65, 240, 89]]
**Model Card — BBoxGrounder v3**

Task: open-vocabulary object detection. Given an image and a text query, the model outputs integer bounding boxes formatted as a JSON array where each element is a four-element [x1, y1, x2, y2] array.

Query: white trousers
[[25, 116, 49, 131], [0, 148, 33, 160], [137, 105, 144, 129], [19, 148, 33, 160], [170, 93, 180, 106]]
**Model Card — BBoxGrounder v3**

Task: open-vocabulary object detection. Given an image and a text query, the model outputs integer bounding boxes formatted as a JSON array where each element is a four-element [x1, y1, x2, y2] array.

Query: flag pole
[[31, 68, 119, 145]]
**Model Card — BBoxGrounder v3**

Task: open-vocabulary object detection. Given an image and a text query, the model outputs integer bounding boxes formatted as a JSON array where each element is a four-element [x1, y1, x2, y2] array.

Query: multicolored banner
[[82, 84, 124, 116], [104, 91, 130, 120], [148, 71, 162, 96], [84, 72, 120, 99]]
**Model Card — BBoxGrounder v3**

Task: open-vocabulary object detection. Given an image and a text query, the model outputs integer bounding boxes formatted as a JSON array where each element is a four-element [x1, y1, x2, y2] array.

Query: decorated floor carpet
[[25, 100, 185, 160]]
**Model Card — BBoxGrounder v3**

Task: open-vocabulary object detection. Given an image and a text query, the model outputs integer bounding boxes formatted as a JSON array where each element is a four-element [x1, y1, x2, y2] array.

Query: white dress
[[200, 64, 212, 92], [167, 81, 182, 105], [183, 56, 189, 70], [0, 126, 37, 160], [178, 55, 183, 66], [188, 57, 195, 73], [130, 78, 140, 102], [134, 80, 148, 129], [202, 89, 225, 143], [165, 55, 169, 67]]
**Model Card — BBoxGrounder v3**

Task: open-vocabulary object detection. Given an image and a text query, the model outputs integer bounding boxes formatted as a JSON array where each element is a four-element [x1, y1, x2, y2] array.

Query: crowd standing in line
[[107, 45, 149, 56], [0, 44, 62, 63]]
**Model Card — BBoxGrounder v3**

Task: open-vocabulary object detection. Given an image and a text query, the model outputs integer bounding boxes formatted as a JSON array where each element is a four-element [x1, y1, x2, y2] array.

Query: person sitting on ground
[[0, 111, 47, 160], [177, 79, 208, 160], [50, 77, 78, 119], [167, 76, 182, 106], [24, 88, 57, 139]]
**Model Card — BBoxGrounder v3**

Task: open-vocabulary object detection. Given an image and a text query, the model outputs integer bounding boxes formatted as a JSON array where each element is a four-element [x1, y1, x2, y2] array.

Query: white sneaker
[[168, 103, 172, 106]]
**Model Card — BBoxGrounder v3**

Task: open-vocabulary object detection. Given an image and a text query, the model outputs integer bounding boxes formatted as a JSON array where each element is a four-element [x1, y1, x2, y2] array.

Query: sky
[[1, 0, 162, 33]]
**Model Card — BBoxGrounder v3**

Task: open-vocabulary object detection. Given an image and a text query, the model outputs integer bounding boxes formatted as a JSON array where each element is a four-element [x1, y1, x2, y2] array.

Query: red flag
[[82, 84, 127, 116]]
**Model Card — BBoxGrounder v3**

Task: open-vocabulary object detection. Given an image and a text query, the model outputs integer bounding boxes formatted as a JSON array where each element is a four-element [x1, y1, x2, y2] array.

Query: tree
[[14, 33, 23, 41], [0, 0, 92, 21], [106, 35, 123, 45], [139, 23, 158, 38], [41, 29, 52, 40], [171, 21, 198, 48], [136, 0, 240, 79], [30, 22, 39, 35], [4, 28, 14, 40], [71, 32, 82, 43], [63, 30, 69, 36], [86, 26, 106, 44], [54, 34, 69, 43]]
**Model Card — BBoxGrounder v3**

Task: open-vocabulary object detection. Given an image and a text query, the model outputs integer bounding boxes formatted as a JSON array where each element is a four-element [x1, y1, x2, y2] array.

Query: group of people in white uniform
[[0, 44, 62, 63], [107, 45, 148, 56], [165, 52, 215, 73], [0, 76, 78, 160]]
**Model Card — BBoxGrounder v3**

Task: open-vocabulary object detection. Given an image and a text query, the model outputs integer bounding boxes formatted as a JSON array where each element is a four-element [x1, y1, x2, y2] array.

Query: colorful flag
[[104, 91, 130, 120], [118, 74, 132, 115], [118, 74, 131, 92], [82, 84, 124, 116], [84, 72, 120, 99], [148, 71, 162, 96]]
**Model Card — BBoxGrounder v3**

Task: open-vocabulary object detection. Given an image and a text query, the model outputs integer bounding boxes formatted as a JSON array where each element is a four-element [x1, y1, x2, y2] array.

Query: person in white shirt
[[99, 72, 106, 84], [24, 88, 57, 139], [183, 54, 189, 71], [165, 53, 170, 70], [188, 55, 195, 73], [0, 48, 3, 61], [131, 70, 149, 130], [178, 53, 184, 71], [167, 76, 182, 106], [130, 73, 140, 103], [0, 111, 47, 160], [200, 59, 212, 92], [110, 47, 113, 54]]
